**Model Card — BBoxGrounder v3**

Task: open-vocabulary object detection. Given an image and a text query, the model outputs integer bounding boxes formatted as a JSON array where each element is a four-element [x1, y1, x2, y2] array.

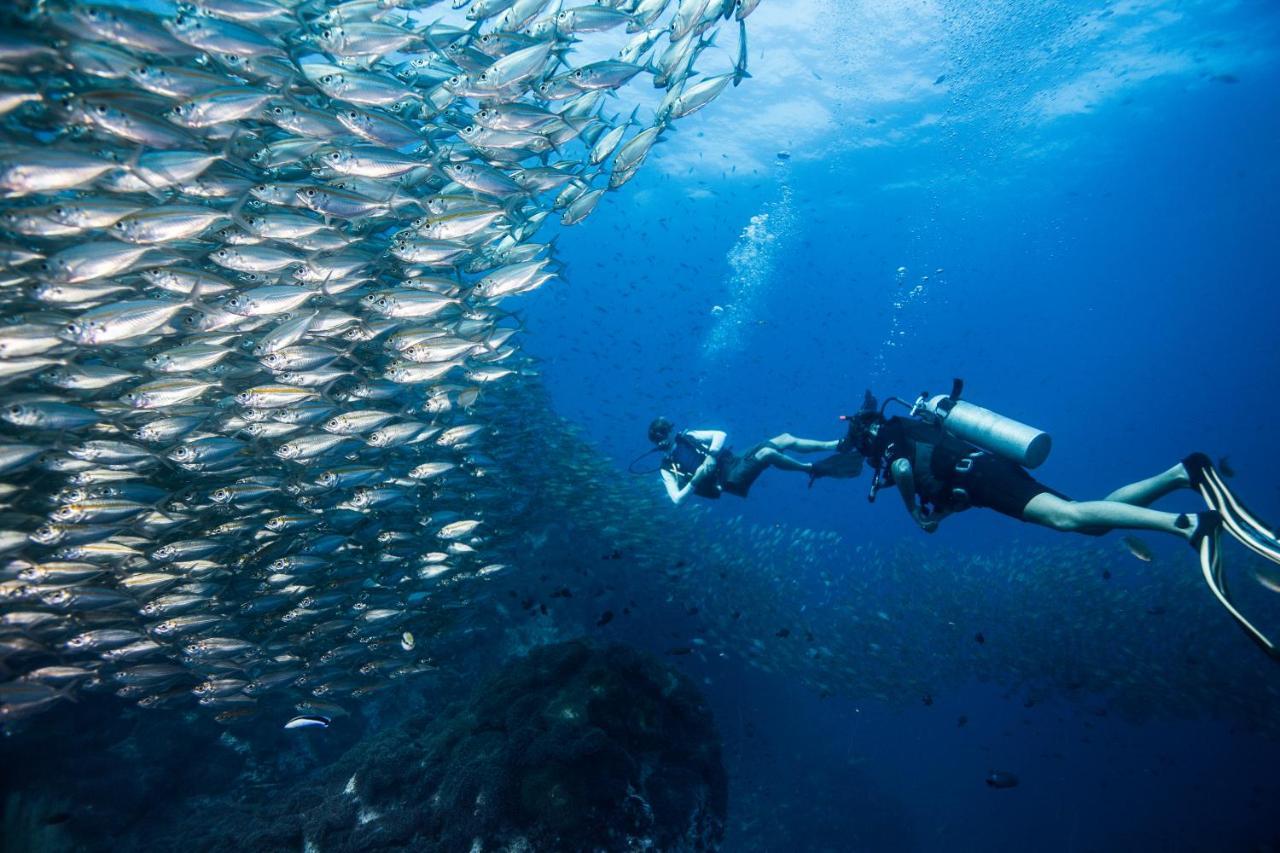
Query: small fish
[[284, 714, 331, 730], [1217, 455, 1235, 478], [986, 771, 1019, 789], [1121, 536, 1153, 562], [0, 0, 756, 727], [1254, 572, 1280, 594]]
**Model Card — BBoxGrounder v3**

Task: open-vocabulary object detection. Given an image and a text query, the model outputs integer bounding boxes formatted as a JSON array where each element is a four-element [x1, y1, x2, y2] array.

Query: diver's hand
[[912, 506, 939, 533]]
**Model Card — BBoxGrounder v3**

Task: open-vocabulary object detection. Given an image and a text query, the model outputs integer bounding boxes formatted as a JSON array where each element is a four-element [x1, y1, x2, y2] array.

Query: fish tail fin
[[217, 125, 254, 175], [386, 182, 425, 215], [182, 270, 212, 316], [122, 144, 173, 200], [226, 189, 254, 233]]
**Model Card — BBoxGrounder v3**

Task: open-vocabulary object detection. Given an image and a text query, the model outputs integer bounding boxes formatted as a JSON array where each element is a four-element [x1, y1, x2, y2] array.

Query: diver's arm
[[891, 458, 939, 533], [662, 458, 720, 506], [686, 430, 727, 454], [661, 468, 691, 505]]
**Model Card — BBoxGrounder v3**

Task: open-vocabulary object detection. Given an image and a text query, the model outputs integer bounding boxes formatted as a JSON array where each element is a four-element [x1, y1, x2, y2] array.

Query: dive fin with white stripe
[[1180, 451, 1280, 657], [1183, 453, 1280, 566], [1189, 511, 1279, 657]]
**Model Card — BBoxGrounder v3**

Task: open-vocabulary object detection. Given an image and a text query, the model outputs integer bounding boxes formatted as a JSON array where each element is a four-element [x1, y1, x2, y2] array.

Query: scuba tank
[[911, 379, 1052, 469]]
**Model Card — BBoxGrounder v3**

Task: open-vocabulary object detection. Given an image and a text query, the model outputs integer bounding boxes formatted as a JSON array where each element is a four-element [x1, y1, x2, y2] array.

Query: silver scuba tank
[[916, 394, 1052, 469]]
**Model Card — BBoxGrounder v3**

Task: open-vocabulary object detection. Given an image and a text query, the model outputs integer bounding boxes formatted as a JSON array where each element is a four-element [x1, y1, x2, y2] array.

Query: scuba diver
[[645, 417, 858, 505], [835, 381, 1280, 657]]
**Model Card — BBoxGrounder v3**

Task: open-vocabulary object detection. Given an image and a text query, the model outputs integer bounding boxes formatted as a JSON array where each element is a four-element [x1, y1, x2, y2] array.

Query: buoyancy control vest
[[871, 417, 976, 509], [664, 431, 730, 499]]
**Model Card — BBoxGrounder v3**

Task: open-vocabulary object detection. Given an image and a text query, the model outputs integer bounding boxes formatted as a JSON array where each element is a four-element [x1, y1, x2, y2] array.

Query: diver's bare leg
[[768, 433, 840, 454], [1103, 463, 1190, 507], [755, 446, 813, 473], [1023, 493, 1192, 539]]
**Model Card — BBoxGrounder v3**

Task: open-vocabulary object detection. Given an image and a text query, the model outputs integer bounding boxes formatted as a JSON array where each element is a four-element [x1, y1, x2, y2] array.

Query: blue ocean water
[[522, 1, 1280, 849]]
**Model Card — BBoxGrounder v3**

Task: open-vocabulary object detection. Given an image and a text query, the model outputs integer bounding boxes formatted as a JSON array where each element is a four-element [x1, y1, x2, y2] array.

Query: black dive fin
[[1190, 511, 1280, 658], [1184, 453, 1280, 566], [809, 453, 864, 484]]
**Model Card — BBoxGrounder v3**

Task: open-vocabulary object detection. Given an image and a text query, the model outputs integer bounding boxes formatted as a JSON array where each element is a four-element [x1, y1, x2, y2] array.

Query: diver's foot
[[1181, 452, 1213, 490], [1181, 510, 1222, 547]]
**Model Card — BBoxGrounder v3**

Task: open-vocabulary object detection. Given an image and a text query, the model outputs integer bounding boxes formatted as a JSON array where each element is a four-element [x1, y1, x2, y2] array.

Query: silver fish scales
[[0, 0, 755, 725]]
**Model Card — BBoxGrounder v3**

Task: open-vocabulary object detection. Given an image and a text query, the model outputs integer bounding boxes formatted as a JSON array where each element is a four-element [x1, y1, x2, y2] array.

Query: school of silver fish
[[0, 0, 758, 725]]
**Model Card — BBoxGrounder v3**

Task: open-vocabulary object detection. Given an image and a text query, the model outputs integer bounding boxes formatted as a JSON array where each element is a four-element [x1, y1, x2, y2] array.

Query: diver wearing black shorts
[[859, 415, 1070, 522], [646, 418, 851, 505], [835, 389, 1280, 656]]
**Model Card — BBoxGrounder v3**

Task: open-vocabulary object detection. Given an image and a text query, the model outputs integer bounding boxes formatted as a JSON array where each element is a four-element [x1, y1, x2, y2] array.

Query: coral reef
[[153, 641, 726, 853]]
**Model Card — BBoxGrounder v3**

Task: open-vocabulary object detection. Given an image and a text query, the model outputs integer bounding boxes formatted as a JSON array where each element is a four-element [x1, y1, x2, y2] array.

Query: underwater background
[[3, 0, 1280, 851], [528, 1, 1280, 847]]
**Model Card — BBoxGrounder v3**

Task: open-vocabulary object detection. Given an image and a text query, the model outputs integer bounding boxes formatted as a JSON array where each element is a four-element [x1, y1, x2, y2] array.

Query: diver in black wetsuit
[[834, 387, 1280, 656], [646, 417, 852, 505], [840, 390, 1207, 539]]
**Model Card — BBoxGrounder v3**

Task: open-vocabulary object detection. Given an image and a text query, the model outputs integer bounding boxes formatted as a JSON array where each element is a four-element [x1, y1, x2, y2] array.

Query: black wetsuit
[[663, 432, 774, 499], [869, 417, 1068, 519]]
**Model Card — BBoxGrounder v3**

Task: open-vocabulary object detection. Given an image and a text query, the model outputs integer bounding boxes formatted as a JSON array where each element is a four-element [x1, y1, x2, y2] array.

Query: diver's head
[[840, 390, 883, 455], [648, 416, 674, 448]]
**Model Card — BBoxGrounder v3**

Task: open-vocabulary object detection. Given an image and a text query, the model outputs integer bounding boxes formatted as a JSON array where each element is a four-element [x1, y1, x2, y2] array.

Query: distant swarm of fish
[[0, 0, 759, 725], [486, 406, 1279, 737]]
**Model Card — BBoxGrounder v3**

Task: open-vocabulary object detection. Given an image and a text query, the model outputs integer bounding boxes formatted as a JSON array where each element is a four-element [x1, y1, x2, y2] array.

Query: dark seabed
[[3, 0, 1280, 851]]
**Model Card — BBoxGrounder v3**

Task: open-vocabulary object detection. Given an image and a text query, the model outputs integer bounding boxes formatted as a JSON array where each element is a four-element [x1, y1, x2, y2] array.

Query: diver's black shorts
[[960, 453, 1068, 519], [720, 441, 776, 497]]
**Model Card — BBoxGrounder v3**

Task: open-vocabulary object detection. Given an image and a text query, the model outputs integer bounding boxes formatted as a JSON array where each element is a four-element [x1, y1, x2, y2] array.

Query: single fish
[[1121, 536, 1154, 563]]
